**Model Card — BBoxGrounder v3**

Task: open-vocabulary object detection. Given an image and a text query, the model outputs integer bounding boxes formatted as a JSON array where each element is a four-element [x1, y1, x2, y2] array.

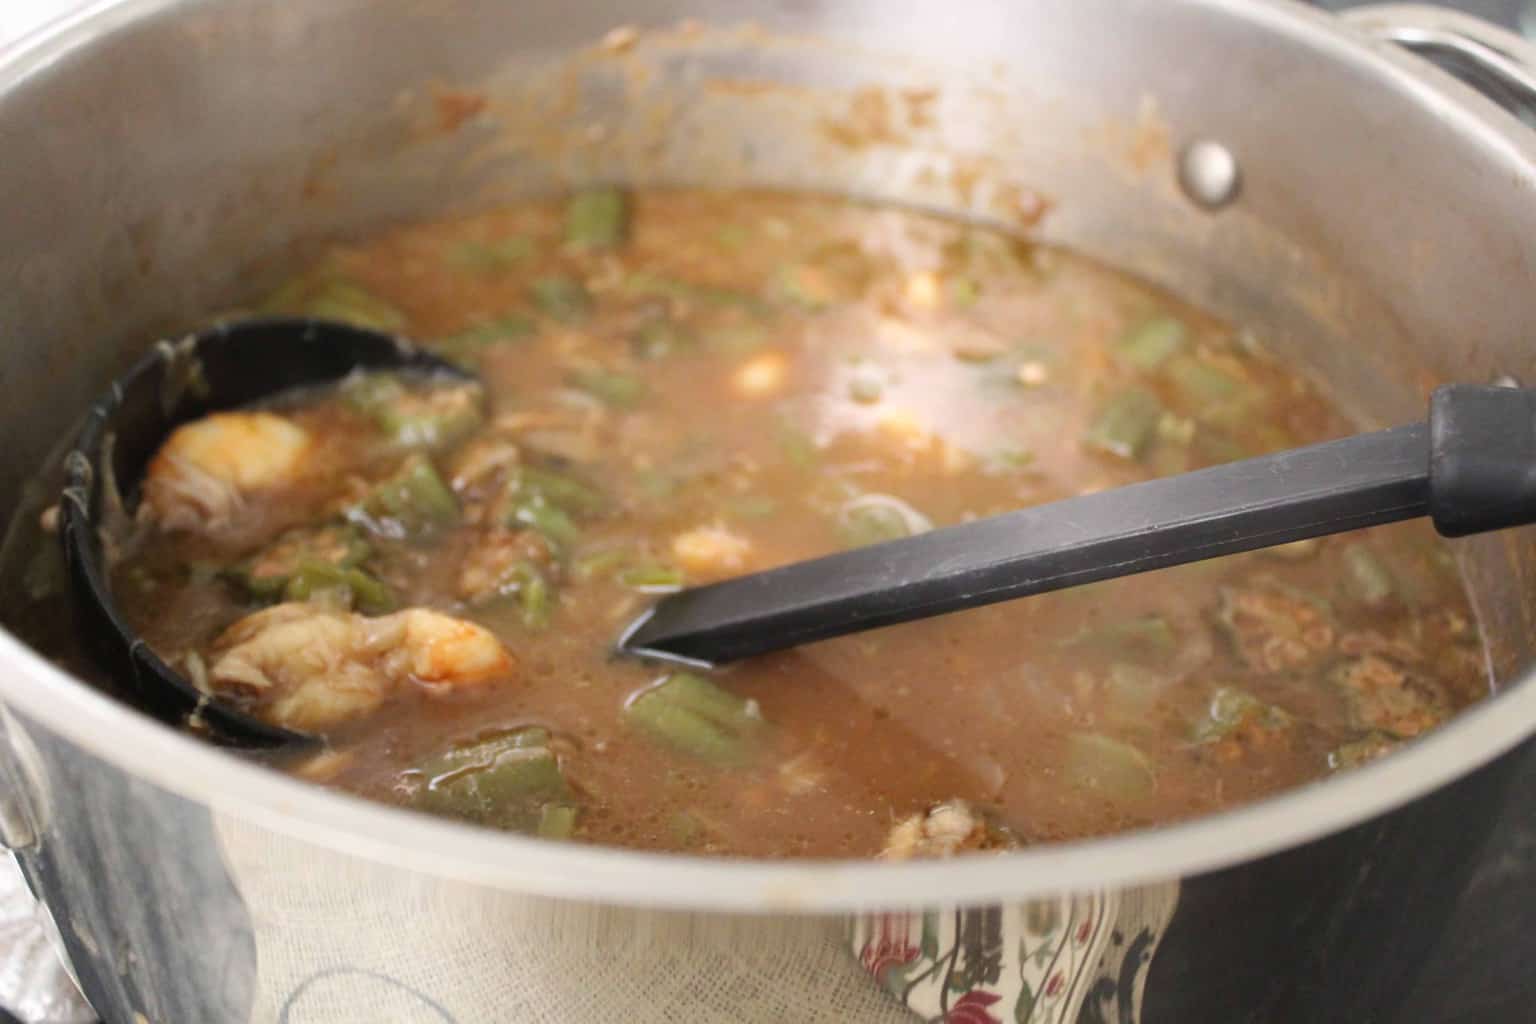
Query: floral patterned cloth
[[852, 884, 1179, 1023]]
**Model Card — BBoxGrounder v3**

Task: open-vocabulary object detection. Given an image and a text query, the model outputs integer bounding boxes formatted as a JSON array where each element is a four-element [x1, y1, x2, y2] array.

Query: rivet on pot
[[1178, 140, 1241, 210]]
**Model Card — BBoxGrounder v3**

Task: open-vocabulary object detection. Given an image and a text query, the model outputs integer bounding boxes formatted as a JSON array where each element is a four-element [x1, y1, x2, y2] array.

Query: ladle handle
[[1430, 383, 1536, 537]]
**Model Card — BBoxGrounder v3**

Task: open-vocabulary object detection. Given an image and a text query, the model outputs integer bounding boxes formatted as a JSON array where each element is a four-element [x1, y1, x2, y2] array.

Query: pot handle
[[1341, 3, 1536, 126]]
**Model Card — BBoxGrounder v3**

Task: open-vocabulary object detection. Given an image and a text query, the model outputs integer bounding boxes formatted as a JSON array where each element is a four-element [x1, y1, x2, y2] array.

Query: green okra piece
[[1103, 663, 1164, 721], [1342, 544, 1396, 608], [707, 323, 771, 354], [500, 463, 606, 553], [434, 313, 538, 366], [354, 454, 460, 538], [1193, 429, 1252, 466], [565, 187, 629, 249], [531, 276, 593, 322], [623, 672, 767, 766], [1164, 355, 1243, 409], [1064, 732, 1155, 801], [342, 373, 485, 448], [415, 727, 573, 834], [1114, 315, 1188, 371], [778, 426, 819, 469], [631, 318, 693, 360], [306, 283, 406, 332], [619, 564, 684, 593], [264, 271, 408, 333], [447, 236, 536, 272], [283, 561, 396, 615], [836, 496, 929, 550], [667, 810, 705, 847], [517, 564, 553, 628], [1328, 732, 1398, 772], [537, 803, 580, 839], [1082, 388, 1164, 460], [1058, 614, 1177, 657], [625, 696, 744, 765], [240, 524, 371, 598], [568, 367, 647, 409], [505, 493, 581, 552], [572, 548, 630, 582], [847, 363, 884, 404], [725, 495, 779, 520], [776, 263, 834, 310], [948, 276, 981, 307], [516, 466, 606, 515], [463, 554, 552, 627], [1263, 538, 1322, 561], [1192, 687, 1292, 744], [838, 503, 912, 548]]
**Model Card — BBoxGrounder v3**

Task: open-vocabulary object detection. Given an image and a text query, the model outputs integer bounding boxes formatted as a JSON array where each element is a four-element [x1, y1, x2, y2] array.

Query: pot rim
[[3, 0, 1536, 913]]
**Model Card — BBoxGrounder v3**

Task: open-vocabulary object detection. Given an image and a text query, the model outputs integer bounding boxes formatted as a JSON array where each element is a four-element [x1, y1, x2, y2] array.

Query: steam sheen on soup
[[110, 190, 1487, 859]]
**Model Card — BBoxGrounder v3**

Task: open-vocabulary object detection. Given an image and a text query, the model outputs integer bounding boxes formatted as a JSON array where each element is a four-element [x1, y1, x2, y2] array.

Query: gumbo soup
[[103, 190, 1485, 859]]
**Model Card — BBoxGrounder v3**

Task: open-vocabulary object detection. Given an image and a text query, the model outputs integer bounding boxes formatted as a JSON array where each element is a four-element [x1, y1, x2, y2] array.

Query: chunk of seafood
[[880, 800, 1019, 860], [1332, 655, 1448, 739], [143, 412, 312, 532], [1214, 583, 1334, 673], [209, 604, 514, 730]]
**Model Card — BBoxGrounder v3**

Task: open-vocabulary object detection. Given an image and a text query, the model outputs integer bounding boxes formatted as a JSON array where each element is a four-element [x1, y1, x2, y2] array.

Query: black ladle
[[59, 318, 471, 748], [621, 384, 1536, 667]]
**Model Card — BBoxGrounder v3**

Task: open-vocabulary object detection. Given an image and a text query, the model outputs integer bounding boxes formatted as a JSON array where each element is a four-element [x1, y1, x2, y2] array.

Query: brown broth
[[113, 190, 1488, 858]]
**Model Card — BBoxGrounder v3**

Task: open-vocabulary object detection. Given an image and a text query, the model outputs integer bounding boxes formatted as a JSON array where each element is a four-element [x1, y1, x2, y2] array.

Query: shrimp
[[208, 603, 515, 731], [388, 608, 516, 691], [730, 351, 789, 399], [142, 412, 313, 533], [672, 524, 753, 580]]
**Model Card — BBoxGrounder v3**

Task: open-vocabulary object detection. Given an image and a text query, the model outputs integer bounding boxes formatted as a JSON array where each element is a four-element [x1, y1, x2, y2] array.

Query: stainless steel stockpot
[[1, 1, 1535, 1020]]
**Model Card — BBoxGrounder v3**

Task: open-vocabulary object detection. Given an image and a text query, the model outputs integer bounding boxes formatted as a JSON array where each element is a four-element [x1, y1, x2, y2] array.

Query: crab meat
[[1215, 584, 1335, 674], [880, 799, 1017, 860], [457, 528, 551, 603], [1333, 655, 1448, 739], [143, 412, 313, 532], [208, 603, 514, 731]]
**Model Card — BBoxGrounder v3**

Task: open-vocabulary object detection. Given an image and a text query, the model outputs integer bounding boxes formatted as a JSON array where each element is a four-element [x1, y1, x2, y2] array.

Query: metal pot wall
[[1, 1, 1535, 1021]]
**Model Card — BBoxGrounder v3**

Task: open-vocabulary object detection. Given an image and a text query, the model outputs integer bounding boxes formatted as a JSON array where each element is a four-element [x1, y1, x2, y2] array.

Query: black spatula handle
[[624, 383, 1536, 666], [1430, 384, 1536, 537]]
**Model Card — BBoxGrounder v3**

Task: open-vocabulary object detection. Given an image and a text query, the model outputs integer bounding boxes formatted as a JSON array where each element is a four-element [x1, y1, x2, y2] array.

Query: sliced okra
[[283, 562, 396, 615], [531, 276, 593, 322], [342, 374, 485, 450], [239, 523, 370, 599], [1192, 687, 1292, 745], [1063, 732, 1155, 801], [568, 368, 647, 409], [565, 187, 629, 249], [1082, 388, 1163, 460], [351, 454, 460, 539], [1114, 315, 1187, 371], [263, 274, 406, 332], [623, 672, 767, 766], [414, 726, 576, 836]]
